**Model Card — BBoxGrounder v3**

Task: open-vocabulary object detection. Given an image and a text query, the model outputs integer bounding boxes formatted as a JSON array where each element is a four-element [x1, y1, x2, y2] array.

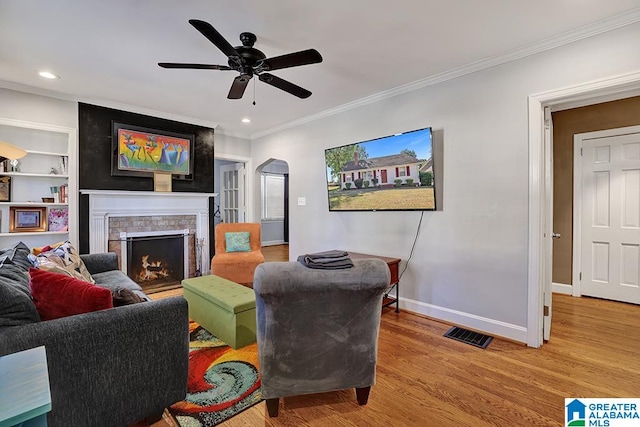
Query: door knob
[[552, 232, 561, 239]]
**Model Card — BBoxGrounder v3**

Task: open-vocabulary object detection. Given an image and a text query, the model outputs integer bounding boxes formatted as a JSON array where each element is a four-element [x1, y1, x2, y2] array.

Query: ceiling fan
[[158, 19, 323, 100]]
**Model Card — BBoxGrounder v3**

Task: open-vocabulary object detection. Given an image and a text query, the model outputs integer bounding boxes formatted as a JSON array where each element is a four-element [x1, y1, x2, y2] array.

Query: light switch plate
[[297, 197, 306, 206]]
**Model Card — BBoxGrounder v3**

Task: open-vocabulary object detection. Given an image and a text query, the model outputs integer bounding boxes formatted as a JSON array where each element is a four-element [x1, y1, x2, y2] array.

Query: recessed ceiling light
[[242, 118, 251, 123], [38, 71, 59, 79]]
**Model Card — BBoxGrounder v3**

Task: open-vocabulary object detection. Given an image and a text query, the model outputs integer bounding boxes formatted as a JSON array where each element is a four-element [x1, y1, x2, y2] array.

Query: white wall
[[0, 87, 77, 128], [250, 22, 640, 342], [214, 132, 252, 158]]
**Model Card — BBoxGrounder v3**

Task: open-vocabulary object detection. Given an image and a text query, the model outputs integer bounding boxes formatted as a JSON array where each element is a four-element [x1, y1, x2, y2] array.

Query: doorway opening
[[257, 158, 289, 249], [528, 71, 640, 347]]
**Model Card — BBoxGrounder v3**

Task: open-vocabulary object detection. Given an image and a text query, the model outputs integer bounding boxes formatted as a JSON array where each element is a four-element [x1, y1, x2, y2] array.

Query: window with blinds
[[261, 173, 285, 220]]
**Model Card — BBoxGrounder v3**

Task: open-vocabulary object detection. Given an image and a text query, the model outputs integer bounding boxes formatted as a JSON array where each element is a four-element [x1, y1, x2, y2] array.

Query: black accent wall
[[78, 102, 215, 253]]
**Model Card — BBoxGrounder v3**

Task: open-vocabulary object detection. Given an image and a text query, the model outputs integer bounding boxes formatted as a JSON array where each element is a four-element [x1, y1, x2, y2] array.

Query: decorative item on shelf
[[59, 156, 68, 175], [41, 197, 54, 203], [48, 206, 68, 232], [59, 183, 68, 203], [49, 186, 60, 203], [0, 175, 11, 202], [153, 171, 172, 192], [9, 159, 20, 172], [9, 206, 47, 232]]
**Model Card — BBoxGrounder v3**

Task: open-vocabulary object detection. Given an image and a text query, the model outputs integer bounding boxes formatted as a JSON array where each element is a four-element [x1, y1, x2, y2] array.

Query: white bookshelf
[[0, 118, 77, 248]]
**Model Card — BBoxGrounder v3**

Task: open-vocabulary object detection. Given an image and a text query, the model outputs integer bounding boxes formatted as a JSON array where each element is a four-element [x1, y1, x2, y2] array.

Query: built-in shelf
[[25, 149, 68, 157], [0, 202, 68, 206], [0, 231, 69, 237], [0, 117, 76, 246], [0, 172, 68, 178]]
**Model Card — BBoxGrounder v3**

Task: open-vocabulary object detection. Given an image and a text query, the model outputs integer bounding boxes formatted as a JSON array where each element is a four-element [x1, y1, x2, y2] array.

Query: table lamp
[[0, 140, 27, 171]]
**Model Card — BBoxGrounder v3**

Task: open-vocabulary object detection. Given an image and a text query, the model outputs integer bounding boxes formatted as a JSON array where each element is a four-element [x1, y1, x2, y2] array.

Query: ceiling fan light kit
[[159, 19, 322, 100]]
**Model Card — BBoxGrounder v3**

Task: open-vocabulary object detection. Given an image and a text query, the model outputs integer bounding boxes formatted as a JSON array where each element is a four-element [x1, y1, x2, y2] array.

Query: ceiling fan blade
[[259, 73, 312, 99], [189, 19, 240, 60], [158, 62, 233, 70], [228, 75, 251, 99], [262, 49, 322, 72]]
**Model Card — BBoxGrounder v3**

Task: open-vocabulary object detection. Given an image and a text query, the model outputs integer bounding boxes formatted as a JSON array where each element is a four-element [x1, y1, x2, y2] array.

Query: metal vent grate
[[444, 326, 493, 349]]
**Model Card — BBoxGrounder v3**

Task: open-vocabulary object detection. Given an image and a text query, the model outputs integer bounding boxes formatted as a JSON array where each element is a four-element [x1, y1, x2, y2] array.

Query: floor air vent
[[444, 326, 493, 349]]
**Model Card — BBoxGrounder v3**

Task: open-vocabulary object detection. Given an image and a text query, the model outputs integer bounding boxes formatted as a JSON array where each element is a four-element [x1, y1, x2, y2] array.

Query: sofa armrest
[[0, 297, 189, 427], [80, 252, 119, 275]]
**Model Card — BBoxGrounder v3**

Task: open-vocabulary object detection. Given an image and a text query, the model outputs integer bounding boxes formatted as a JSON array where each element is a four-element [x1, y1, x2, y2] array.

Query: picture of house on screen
[[324, 127, 435, 211], [340, 152, 422, 189]]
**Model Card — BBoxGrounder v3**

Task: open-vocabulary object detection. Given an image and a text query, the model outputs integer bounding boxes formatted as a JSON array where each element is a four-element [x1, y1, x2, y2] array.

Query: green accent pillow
[[225, 231, 251, 252]]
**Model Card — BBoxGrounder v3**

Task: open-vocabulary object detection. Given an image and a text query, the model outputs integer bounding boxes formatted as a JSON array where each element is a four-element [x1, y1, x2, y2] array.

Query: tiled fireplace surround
[[81, 190, 214, 285]]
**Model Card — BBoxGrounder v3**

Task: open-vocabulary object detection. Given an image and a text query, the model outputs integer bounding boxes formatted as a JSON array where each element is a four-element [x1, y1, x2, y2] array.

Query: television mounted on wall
[[324, 127, 435, 211]]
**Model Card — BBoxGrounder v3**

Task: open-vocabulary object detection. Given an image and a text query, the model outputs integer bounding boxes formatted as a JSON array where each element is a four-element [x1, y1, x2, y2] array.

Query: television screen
[[325, 127, 435, 211]]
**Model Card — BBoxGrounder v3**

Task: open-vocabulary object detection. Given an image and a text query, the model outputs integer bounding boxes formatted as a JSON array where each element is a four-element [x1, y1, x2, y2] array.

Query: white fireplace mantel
[[80, 190, 217, 275]]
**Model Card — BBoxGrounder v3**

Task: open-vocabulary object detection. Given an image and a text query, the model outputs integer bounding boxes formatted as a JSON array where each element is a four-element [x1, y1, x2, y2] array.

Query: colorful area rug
[[168, 322, 262, 426]]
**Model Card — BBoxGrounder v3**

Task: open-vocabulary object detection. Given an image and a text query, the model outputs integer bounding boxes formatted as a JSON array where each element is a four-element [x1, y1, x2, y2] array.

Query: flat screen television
[[324, 127, 435, 211]]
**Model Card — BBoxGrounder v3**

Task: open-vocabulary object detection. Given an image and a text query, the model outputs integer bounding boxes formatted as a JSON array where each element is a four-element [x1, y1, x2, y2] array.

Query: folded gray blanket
[[297, 250, 354, 269]]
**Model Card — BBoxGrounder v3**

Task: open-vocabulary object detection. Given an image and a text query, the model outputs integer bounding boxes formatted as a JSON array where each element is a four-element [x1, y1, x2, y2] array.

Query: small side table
[[348, 252, 401, 313], [0, 346, 52, 427]]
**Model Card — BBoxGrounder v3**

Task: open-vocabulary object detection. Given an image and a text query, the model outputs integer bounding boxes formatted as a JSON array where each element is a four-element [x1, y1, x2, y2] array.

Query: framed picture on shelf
[[48, 207, 68, 232], [9, 206, 47, 232], [111, 122, 194, 181], [0, 176, 10, 202]]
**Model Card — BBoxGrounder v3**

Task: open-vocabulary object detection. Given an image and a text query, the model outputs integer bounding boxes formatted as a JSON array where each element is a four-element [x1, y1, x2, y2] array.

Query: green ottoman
[[182, 275, 256, 349]]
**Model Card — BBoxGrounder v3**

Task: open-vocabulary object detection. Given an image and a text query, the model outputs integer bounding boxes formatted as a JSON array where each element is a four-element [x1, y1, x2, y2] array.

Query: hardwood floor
[[149, 245, 640, 426], [261, 244, 290, 262]]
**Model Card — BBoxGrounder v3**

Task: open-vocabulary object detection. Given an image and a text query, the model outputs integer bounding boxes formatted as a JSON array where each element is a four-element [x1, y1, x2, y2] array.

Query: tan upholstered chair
[[210, 223, 265, 285]]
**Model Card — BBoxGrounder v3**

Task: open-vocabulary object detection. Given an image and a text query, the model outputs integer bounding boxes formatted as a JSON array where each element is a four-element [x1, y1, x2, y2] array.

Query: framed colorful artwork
[[9, 206, 47, 232], [111, 122, 194, 180], [47, 206, 69, 232]]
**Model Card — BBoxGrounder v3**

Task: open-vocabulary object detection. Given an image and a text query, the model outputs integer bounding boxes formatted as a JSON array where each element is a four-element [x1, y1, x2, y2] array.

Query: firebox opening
[[127, 234, 185, 293]]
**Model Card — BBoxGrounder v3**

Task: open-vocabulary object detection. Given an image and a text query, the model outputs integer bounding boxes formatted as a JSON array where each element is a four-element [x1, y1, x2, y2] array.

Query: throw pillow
[[29, 268, 113, 321], [112, 288, 146, 306], [225, 231, 251, 252], [0, 241, 32, 271], [0, 258, 40, 328], [29, 241, 95, 283]]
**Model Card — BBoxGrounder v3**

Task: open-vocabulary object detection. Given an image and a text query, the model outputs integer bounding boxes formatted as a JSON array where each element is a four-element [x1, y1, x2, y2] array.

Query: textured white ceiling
[[1, 0, 639, 138]]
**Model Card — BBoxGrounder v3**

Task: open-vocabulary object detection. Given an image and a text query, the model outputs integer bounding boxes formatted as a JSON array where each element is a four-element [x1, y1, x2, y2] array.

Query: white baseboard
[[399, 297, 528, 344], [552, 282, 572, 295], [261, 240, 286, 247]]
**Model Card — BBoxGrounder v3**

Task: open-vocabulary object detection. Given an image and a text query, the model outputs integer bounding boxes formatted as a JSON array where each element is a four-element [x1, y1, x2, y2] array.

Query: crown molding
[[251, 7, 640, 140], [0, 80, 220, 130]]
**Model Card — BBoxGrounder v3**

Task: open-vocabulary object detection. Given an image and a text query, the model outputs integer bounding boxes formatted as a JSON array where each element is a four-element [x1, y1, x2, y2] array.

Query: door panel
[[581, 131, 640, 304], [219, 163, 245, 223]]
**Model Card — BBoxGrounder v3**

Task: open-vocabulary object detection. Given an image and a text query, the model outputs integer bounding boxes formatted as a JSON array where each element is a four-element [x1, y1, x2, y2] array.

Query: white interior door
[[219, 162, 245, 223], [543, 107, 553, 340], [578, 127, 640, 304]]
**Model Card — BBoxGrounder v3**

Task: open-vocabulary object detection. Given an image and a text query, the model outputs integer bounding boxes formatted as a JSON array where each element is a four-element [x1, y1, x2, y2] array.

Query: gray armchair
[[253, 258, 390, 416]]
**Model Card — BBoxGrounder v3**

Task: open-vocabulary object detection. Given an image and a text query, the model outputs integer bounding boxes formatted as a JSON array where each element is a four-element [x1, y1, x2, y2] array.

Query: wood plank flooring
[[147, 244, 640, 426]]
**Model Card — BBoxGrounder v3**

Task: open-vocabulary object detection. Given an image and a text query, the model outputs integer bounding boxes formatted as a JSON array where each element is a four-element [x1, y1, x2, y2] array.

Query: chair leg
[[355, 386, 371, 405], [266, 398, 280, 417]]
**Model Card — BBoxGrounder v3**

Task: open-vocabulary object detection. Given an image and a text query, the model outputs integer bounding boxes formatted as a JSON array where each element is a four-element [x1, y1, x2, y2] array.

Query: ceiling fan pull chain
[[253, 78, 256, 106]]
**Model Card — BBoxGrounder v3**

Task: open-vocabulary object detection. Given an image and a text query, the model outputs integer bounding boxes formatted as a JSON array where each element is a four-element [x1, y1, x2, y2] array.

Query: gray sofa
[[0, 247, 189, 427], [253, 258, 390, 416]]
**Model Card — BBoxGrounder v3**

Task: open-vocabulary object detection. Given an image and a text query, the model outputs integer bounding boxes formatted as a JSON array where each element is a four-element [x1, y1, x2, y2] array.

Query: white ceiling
[[1, 1, 640, 139]]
